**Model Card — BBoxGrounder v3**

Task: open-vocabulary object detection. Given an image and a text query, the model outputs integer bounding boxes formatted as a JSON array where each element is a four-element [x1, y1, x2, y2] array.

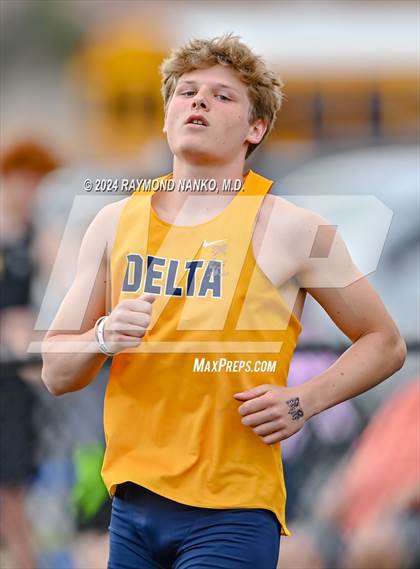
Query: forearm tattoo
[[286, 397, 304, 421]]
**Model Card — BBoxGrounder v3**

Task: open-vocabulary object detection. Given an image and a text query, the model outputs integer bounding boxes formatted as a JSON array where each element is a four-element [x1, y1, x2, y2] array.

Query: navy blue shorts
[[108, 482, 281, 569]]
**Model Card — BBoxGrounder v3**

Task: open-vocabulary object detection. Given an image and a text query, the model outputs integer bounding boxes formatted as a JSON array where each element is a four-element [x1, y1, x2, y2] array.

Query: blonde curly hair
[[160, 33, 284, 158]]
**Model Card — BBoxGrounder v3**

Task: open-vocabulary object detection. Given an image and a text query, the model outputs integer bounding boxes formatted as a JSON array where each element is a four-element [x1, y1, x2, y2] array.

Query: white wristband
[[94, 315, 116, 357]]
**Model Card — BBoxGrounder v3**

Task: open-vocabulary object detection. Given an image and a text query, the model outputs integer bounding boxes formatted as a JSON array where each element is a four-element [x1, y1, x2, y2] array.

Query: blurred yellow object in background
[[70, 21, 169, 156]]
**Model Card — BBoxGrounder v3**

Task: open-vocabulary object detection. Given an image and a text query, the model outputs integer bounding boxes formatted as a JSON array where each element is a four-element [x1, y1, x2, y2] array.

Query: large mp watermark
[[29, 192, 392, 354]]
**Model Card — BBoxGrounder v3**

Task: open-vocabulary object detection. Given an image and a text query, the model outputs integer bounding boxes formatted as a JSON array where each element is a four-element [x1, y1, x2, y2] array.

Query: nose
[[192, 94, 208, 111]]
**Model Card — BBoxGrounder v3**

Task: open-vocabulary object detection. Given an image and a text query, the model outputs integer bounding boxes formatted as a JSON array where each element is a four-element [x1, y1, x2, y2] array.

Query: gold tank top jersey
[[102, 169, 302, 536]]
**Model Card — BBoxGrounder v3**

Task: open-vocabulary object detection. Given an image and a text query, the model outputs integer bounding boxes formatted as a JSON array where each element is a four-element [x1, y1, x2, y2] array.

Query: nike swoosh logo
[[202, 239, 226, 247]]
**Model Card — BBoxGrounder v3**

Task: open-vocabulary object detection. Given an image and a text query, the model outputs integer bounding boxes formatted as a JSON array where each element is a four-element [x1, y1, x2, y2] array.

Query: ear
[[246, 118, 268, 145]]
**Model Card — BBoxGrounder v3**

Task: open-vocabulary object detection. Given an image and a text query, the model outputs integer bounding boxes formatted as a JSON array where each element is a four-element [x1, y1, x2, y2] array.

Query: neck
[[151, 156, 248, 224], [172, 155, 246, 194]]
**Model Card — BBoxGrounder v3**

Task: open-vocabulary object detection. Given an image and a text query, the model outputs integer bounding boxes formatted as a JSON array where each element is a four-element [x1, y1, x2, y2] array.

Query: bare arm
[[42, 198, 157, 396], [41, 202, 116, 395], [234, 209, 406, 444], [296, 212, 406, 417]]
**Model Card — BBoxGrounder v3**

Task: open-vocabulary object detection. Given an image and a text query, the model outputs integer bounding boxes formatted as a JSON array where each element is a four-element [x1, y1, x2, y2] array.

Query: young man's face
[[163, 64, 266, 165]]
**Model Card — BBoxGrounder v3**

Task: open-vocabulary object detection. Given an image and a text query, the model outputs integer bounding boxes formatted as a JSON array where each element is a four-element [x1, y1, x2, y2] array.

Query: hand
[[233, 384, 308, 444], [103, 293, 157, 353]]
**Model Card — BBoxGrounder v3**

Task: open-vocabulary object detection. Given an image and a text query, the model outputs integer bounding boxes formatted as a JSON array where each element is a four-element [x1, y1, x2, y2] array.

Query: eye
[[216, 94, 230, 101], [182, 90, 196, 97]]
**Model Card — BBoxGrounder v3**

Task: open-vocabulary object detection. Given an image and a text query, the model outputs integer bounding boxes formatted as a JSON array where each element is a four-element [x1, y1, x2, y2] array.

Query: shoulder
[[74, 197, 132, 268], [256, 191, 361, 288], [90, 197, 131, 246], [96, 196, 131, 222], [258, 191, 348, 280], [259, 192, 328, 245]]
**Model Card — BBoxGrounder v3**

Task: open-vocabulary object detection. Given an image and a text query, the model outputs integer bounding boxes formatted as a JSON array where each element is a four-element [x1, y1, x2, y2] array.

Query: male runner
[[41, 35, 406, 569]]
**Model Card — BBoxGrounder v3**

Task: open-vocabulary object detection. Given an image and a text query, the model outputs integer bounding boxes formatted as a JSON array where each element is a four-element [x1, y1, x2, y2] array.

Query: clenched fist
[[103, 293, 157, 353]]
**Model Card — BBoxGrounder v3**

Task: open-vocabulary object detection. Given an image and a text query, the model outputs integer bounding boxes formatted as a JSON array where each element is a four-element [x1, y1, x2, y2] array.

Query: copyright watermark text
[[83, 178, 245, 193]]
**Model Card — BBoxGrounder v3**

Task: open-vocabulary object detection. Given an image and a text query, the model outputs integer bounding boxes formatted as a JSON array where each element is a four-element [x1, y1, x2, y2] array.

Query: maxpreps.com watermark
[[193, 358, 277, 373], [83, 177, 245, 193]]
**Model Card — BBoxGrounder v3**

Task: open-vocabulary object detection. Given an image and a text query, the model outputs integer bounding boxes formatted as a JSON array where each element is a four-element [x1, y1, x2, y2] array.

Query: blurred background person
[[0, 141, 59, 568], [278, 378, 420, 569], [333, 378, 419, 569]]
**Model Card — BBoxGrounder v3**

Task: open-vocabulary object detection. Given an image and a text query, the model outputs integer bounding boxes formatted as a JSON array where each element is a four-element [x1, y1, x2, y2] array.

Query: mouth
[[185, 114, 209, 128]]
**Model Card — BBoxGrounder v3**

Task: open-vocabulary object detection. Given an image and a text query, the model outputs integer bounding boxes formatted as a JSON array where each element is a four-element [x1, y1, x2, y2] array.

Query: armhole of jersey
[[106, 196, 132, 313]]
